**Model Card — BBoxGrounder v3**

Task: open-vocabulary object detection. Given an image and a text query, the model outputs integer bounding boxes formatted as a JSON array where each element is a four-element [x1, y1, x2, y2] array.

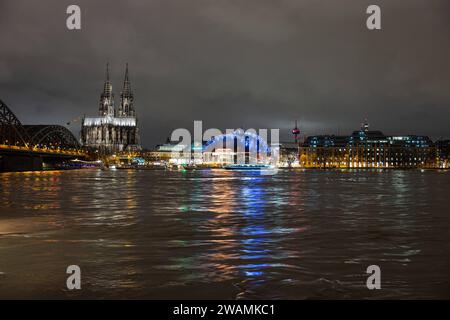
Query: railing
[[0, 144, 86, 156]]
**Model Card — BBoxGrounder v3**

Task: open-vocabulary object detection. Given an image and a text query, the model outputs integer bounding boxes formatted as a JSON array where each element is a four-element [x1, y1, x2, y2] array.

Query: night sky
[[1, 0, 449, 148]]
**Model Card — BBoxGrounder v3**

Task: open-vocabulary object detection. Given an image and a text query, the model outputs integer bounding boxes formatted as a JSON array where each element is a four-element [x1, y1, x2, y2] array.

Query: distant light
[[83, 116, 136, 127]]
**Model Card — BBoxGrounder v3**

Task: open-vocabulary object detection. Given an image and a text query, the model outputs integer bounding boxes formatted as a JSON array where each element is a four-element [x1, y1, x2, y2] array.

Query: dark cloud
[[1, 0, 449, 147]]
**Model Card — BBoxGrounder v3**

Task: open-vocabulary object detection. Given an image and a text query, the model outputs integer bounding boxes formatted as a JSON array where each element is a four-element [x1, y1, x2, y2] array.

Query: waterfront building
[[436, 140, 450, 168], [144, 141, 189, 164], [202, 147, 235, 166], [278, 141, 299, 167], [300, 122, 438, 168], [202, 130, 274, 166], [81, 64, 140, 154], [144, 130, 276, 166]]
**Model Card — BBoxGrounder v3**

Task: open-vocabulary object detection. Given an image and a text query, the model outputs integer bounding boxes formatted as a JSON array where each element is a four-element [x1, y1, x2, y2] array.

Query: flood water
[[0, 169, 449, 299]]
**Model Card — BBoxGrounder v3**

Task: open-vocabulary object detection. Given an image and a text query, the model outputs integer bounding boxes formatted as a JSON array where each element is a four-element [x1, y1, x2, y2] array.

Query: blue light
[[132, 157, 145, 165], [203, 130, 270, 154], [244, 271, 263, 277]]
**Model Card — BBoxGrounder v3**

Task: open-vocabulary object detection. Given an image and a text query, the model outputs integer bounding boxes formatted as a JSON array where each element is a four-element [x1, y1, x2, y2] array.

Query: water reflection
[[171, 172, 304, 299], [0, 171, 63, 212], [0, 169, 449, 299]]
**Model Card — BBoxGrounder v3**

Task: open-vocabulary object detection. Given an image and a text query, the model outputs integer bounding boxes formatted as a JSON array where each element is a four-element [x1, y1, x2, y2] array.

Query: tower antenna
[[292, 120, 300, 144], [106, 62, 110, 81]]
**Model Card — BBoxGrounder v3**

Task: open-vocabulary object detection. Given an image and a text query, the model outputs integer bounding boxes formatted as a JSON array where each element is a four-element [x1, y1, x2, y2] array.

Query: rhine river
[[0, 169, 449, 299]]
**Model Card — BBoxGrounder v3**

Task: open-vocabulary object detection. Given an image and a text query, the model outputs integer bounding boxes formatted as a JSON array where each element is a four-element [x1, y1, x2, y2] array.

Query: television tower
[[292, 120, 300, 144]]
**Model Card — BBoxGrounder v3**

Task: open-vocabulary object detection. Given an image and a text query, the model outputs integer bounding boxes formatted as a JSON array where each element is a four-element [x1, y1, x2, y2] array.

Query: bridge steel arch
[[24, 125, 81, 149], [0, 99, 31, 147], [1, 99, 81, 151]]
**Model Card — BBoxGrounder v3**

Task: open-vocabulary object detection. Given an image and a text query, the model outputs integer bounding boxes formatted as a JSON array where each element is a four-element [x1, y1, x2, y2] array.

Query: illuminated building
[[144, 142, 189, 165], [436, 140, 450, 168], [202, 148, 235, 165], [202, 130, 273, 166], [145, 130, 276, 166], [81, 63, 140, 153], [300, 122, 439, 168], [278, 142, 299, 167]]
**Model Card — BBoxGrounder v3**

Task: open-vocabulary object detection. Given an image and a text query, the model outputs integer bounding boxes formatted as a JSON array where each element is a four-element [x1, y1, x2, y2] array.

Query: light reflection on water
[[0, 169, 449, 299]]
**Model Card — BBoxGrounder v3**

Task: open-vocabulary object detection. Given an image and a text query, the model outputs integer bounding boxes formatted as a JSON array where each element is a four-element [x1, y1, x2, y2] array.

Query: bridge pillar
[[0, 155, 43, 172]]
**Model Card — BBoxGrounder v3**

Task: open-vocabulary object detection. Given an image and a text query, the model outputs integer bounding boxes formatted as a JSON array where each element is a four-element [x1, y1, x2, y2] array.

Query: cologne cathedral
[[81, 64, 140, 153]]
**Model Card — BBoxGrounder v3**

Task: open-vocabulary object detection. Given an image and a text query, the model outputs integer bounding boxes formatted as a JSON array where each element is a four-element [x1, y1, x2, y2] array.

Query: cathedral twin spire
[[99, 63, 135, 118]]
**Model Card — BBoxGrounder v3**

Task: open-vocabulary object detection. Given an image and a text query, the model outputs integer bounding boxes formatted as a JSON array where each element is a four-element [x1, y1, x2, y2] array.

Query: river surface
[[0, 169, 449, 299]]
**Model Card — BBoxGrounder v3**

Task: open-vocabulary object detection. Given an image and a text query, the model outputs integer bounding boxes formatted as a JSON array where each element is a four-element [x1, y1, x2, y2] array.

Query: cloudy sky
[[1, 0, 449, 147]]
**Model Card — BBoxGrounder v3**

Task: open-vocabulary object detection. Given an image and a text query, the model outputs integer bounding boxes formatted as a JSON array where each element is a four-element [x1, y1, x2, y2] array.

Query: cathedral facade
[[81, 64, 140, 153]]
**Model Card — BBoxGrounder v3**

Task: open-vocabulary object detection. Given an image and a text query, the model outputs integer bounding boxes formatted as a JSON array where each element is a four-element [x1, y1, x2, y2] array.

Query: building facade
[[299, 122, 441, 168], [81, 64, 140, 154], [436, 140, 450, 168]]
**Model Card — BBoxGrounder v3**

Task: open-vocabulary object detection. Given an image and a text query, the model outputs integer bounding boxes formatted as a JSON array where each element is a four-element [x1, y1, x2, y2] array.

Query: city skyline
[[1, 0, 450, 148], [1, 0, 450, 304]]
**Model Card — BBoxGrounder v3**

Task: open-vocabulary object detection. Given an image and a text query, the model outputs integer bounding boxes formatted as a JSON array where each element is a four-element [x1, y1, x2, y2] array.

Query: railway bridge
[[0, 99, 87, 172]]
